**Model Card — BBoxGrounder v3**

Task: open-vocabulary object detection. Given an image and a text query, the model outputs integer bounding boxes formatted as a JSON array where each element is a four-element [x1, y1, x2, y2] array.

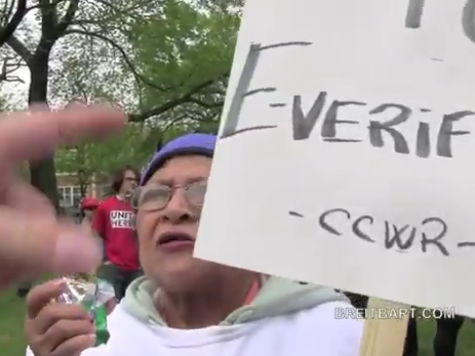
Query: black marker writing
[[416, 120, 431, 158], [290, 208, 458, 256], [322, 100, 365, 143], [352, 215, 375, 243], [421, 217, 449, 256], [291, 92, 473, 159], [220, 41, 312, 140], [319, 208, 350, 236], [384, 223, 417, 251], [243, 87, 277, 97], [462, 0, 475, 43], [458, 241, 475, 247], [289, 210, 304, 217], [292, 92, 327, 140], [368, 104, 411, 155], [405, 0, 426, 28], [259, 41, 312, 51], [223, 125, 278, 139], [221, 44, 261, 139], [436, 111, 472, 157], [405, 0, 475, 47]]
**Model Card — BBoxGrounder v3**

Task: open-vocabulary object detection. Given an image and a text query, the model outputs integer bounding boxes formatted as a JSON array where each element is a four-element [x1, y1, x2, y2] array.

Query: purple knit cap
[[140, 133, 217, 186]]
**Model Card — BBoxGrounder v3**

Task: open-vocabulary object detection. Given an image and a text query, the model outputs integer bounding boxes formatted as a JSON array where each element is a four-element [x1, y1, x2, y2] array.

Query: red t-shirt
[[92, 196, 139, 270]]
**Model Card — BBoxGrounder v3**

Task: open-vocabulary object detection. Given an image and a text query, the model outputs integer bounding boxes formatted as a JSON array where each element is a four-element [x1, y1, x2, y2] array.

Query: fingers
[[50, 334, 96, 356], [26, 280, 65, 319], [37, 304, 90, 335], [4, 182, 55, 217], [27, 321, 95, 356], [26, 281, 95, 356], [0, 209, 101, 288], [0, 105, 125, 163]]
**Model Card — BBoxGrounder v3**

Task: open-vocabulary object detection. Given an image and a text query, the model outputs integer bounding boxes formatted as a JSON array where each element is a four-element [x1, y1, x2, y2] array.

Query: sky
[[3, 65, 29, 108], [1, 3, 38, 109]]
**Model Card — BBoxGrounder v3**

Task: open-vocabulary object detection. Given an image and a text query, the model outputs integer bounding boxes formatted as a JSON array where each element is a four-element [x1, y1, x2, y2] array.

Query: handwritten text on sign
[[225, 87, 472, 159], [195, 0, 475, 317], [290, 208, 475, 256]]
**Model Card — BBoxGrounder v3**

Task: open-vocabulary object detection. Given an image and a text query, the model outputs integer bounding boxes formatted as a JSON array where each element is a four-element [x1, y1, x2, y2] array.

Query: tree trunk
[[28, 52, 60, 211], [78, 169, 87, 198]]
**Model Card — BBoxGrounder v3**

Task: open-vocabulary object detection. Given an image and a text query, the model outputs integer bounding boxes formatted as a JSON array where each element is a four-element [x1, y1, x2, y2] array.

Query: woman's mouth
[[157, 232, 195, 251]]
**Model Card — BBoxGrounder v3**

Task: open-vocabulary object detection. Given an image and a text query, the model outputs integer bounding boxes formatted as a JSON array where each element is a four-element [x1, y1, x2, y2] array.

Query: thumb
[[0, 208, 101, 288]]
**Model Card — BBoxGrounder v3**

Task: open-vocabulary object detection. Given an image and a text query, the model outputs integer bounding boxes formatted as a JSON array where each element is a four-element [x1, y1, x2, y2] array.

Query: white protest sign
[[195, 0, 475, 317]]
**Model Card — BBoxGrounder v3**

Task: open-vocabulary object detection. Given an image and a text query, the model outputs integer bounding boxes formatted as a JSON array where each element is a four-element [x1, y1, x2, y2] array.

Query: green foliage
[[50, 0, 235, 176], [49, 0, 240, 122], [55, 124, 153, 180], [124, 0, 238, 124], [126, 0, 237, 94], [54, 118, 219, 179], [0, 0, 238, 190]]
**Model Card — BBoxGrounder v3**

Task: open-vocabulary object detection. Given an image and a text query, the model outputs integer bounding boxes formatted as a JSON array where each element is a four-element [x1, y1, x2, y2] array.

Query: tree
[[0, 0, 27, 46], [54, 115, 215, 195], [0, 0, 83, 210], [0, 0, 240, 209], [124, 0, 238, 124], [55, 124, 155, 193], [50, 0, 240, 125], [52, 0, 239, 187]]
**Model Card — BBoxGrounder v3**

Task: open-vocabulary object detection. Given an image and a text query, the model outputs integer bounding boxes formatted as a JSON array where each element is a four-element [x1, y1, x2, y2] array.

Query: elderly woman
[[25, 133, 362, 356]]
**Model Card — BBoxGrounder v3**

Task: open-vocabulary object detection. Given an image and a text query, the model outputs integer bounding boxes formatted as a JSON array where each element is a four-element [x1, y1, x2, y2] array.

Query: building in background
[[56, 172, 109, 216]]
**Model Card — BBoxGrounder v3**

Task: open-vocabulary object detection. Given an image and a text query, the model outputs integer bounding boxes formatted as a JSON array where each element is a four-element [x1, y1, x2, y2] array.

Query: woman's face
[[136, 155, 214, 293]]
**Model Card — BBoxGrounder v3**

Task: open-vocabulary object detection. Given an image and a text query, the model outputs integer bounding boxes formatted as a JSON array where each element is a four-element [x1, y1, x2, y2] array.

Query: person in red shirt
[[93, 165, 142, 300]]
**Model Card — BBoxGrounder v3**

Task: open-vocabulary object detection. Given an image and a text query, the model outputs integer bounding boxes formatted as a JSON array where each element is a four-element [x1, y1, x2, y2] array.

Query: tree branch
[[189, 97, 224, 109], [94, 0, 146, 14], [1, 0, 15, 24], [0, 55, 25, 82], [63, 28, 227, 123], [56, 0, 79, 35], [7, 34, 32, 64], [0, 0, 27, 47], [64, 28, 168, 92], [39, 0, 58, 37], [26, 0, 67, 12], [75, 0, 146, 22], [129, 77, 225, 122]]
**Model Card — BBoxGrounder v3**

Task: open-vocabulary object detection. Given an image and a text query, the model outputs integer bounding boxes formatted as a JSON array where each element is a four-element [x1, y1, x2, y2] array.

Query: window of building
[[58, 186, 82, 207], [73, 186, 81, 207]]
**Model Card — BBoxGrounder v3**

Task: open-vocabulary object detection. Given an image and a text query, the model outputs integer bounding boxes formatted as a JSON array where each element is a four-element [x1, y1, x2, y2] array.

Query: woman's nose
[[161, 191, 192, 223]]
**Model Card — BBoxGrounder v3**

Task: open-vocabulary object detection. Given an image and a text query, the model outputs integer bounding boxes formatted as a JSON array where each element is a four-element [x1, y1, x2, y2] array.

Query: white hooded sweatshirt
[[27, 276, 363, 356]]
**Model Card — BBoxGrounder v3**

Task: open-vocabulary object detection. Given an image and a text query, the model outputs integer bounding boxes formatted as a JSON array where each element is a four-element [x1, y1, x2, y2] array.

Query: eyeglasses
[[131, 181, 207, 211]]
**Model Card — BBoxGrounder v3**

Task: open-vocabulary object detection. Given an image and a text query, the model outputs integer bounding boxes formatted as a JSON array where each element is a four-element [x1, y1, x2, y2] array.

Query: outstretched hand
[[0, 105, 125, 289]]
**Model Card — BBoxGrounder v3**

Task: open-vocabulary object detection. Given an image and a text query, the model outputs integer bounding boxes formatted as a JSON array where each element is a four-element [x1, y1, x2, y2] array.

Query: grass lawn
[[0, 286, 474, 356], [417, 316, 475, 355], [0, 287, 28, 356]]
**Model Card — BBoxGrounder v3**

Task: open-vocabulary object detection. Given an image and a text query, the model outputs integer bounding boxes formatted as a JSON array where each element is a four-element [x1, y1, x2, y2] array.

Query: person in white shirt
[[25, 133, 362, 356]]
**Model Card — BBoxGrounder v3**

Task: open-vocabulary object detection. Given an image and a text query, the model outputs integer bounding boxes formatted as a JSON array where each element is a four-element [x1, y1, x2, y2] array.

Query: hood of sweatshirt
[[122, 276, 349, 326]]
